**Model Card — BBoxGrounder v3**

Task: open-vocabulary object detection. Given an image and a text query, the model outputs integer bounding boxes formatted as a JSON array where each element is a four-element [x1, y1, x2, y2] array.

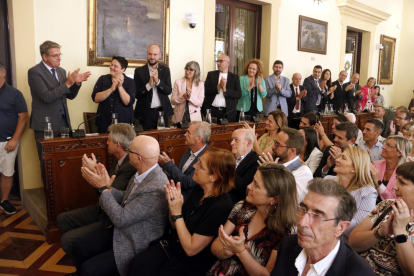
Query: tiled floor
[[0, 198, 75, 276]]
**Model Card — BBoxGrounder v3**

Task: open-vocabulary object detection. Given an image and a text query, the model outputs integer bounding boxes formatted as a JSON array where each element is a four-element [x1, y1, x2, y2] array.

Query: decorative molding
[[53, 143, 105, 152], [46, 159, 56, 221], [336, 0, 391, 25]]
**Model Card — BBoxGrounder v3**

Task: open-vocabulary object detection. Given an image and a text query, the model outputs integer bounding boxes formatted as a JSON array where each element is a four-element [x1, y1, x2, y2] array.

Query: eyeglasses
[[395, 116, 406, 120], [384, 143, 399, 151], [295, 205, 337, 224], [274, 141, 288, 149], [127, 148, 142, 158], [184, 68, 195, 72], [216, 60, 228, 63], [47, 54, 63, 58]]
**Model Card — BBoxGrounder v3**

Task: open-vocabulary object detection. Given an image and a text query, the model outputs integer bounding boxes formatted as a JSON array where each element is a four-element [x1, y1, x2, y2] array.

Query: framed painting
[[87, 0, 170, 68], [378, 35, 396, 84], [298, 15, 328, 55]]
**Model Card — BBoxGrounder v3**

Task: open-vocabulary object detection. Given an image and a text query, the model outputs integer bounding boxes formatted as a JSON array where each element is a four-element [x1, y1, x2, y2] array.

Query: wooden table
[[39, 121, 266, 243]]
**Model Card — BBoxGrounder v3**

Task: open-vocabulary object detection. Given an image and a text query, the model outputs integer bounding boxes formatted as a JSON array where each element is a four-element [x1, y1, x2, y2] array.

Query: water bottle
[[205, 109, 212, 124], [111, 113, 118, 125], [324, 105, 329, 115], [44, 116, 53, 139], [157, 111, 165, 130], [239, 108, 245, 123]]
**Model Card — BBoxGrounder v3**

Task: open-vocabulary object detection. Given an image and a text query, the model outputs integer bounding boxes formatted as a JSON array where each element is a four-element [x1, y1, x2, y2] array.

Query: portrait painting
[[298, 16, 328, 55], [378, 35, 396, 84], [87, 0, 170, 67]]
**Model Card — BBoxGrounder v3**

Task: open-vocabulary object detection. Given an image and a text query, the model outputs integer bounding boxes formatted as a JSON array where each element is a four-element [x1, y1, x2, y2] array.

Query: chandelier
[[314, 0, 324, 4]]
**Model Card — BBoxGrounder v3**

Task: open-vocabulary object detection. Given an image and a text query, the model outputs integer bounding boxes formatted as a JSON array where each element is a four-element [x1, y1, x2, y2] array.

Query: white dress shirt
[[304, 147, 323, 174], [42, 61, 59, 82], [284, 156, 313, 203], [181, 144, 207, 172], [146, 64, 161, 108], [292, 85, 301, 113], [212, 72, 228, 107]]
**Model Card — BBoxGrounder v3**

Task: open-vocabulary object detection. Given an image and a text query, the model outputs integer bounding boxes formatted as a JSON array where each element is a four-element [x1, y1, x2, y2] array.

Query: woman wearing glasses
[[207, 163, 297, 276], [406, 126, 414, 161], [128, 148, 234, 276], [171, 61, 204, 126], [92, 56, 136, 133], [371, 136, 412, 200]]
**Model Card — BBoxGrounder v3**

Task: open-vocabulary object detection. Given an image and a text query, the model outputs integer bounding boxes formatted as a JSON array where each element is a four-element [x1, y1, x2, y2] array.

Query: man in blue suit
[[264, 60, 292, 117], [302, 65, 327, 113]]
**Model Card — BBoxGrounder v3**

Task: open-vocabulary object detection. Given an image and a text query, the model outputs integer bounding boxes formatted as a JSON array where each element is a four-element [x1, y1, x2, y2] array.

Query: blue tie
[[51, 69, 66, 115]]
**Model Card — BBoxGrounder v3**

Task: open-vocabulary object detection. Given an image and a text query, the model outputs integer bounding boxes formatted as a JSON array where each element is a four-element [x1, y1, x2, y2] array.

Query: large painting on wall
[[298, 15, 328, 55], [378, 35, 396, 84], [87, 0, 170, 68]]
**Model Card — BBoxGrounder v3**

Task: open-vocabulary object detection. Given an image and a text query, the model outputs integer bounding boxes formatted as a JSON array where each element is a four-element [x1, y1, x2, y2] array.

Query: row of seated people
[[57, 119, 414, 276]]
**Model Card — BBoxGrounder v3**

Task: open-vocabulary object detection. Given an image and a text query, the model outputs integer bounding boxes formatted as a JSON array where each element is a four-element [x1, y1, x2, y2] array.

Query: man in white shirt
[[287, 73, 307, 128], [356, 119, 384, 161], [271, 178, 375, 276]]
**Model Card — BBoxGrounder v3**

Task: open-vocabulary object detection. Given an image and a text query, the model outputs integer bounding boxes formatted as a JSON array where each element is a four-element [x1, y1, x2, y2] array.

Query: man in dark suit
[[302, 65, 327, 114], [202, 54, 241, 122], [228, 129, 259, 203], [158, 122, 210, 199], [271, 178, 375, 276], [287, 73, 307, 128], [330, 70, 348, 111], [57, 123, 137, 259], [134, 44, 173, 130], [344, 73, 361, 111], [28, 40, 91, 160]]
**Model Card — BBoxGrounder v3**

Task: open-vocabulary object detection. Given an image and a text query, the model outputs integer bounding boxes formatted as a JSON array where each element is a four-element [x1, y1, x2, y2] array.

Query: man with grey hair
[[158, 121, 210, 199], [57, 123, 136, 259], [229, 128, 259, 203], [344, 73, 361, 111], [0, 62, 28, 214], [28, 40, 91, 161], [331, 70, 348, 111], [271, 178, 375, 276]]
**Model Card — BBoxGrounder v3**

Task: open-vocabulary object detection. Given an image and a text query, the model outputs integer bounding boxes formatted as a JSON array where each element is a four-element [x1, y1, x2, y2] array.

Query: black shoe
[[0, 200, 17, 215]]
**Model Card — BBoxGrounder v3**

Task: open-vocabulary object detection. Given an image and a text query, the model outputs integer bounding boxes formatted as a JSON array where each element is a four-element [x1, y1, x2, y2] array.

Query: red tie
[[295, 87, 300, 110]]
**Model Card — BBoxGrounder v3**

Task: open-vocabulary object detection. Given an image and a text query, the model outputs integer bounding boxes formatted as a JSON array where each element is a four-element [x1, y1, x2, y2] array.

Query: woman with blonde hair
[[406, 126, 414, 161], [207, 163, 297, 276], [356, 77, 376, 110], [324, 145, 377, 240]]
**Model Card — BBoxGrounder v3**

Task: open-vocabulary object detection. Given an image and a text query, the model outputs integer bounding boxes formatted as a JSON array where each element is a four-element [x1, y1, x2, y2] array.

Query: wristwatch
[[395, 234, 409, 243], [171, 214, 183, 222], [97, 186, 108, 195]]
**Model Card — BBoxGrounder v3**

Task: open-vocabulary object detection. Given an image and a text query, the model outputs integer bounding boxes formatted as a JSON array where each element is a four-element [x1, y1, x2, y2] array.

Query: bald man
[[344, 73, 361, 111], [287, 73, 306, 128], [72, 135, 169, 276], [331, 70, 348, 111], [202, 54, 241, 122], [134, 44, 173, 130]]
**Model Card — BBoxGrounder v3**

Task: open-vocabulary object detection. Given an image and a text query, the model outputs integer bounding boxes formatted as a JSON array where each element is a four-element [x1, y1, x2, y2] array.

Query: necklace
[[386, 166, 396, 171]]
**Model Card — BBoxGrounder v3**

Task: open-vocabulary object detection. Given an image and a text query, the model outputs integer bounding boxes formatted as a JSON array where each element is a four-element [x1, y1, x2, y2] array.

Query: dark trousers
[[141, 107, 170, 130], [128, 242, 168, 276], [72, 227, 119, 276], [211, 106, 226, 121]]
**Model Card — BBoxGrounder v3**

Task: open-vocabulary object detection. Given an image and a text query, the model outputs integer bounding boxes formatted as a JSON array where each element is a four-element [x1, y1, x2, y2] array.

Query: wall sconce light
[[376, 43, 384, 50]]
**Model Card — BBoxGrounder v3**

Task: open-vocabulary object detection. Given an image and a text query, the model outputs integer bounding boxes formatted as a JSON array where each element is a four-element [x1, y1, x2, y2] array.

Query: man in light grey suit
[[73, 135, 169, 276], [264, 60, 292, 117], [28, 40, 91, 160]]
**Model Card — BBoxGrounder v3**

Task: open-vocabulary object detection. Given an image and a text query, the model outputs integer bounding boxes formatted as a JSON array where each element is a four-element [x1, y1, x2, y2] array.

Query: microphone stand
[[218, 109, 233, 125], [179, 110, 197, 129], [73, 113, 101, 138]]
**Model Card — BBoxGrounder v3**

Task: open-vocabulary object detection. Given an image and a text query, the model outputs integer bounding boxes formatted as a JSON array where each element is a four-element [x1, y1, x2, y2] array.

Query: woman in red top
[[357, 77, 376, 110]]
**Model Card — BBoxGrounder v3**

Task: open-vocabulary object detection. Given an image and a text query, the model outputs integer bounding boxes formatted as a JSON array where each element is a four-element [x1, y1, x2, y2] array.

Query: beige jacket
[[171, 78, 204, 123]]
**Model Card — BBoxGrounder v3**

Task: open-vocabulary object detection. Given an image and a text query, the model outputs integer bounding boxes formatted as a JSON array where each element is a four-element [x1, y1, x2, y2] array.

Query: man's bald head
[[129, 135, 160, 168], [217, 54, 230, 73], [292, 73, 302, 87], [147, 44, 162, 66]]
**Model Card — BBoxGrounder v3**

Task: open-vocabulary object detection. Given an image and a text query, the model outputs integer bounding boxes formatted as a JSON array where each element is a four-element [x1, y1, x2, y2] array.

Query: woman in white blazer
[[171, 61, 204, 124], [299, 127, 323, 174]]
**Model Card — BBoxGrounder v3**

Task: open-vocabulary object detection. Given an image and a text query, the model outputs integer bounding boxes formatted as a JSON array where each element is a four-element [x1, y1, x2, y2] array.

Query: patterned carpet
[[0, 199, 75, 276]]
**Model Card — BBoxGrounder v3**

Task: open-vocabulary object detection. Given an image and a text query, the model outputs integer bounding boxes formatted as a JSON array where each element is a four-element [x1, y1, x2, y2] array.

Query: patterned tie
[[182, 154, 196, 172], [295, 87, 300, 110], [236, 157, 242, 168]]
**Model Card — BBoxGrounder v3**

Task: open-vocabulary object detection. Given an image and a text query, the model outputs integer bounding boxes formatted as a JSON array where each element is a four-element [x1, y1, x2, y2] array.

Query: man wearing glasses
[[28, 40, 91, 161], [384, 106, 409, 138], [202, 54, 241, 122], [271, 178, 375, 276]]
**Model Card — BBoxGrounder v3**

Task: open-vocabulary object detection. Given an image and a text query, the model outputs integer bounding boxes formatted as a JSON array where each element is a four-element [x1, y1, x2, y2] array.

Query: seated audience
[[357, 77, 376, 110], [344, 73, 361, 111], [264, 60, 291, 117], [372, 85, 384, 107], [319, 69, 335, 111], [228, 129, 259, 203], [92, 56, 136, 133], [349, 162, 414, 276], [207, 163, 297, 276], [373, 106, 388, 137], [401, 121, 414, 138], [287, 73, 306, 128], [158, 121, 210, 199], [410, 106, 414, 118], [324, 145, 377, 240], [128, 148, 235, 276], [244, 110, 287, 156], [407, 126, 414, 161], [298, 112, 318, 129], [344, 112, 363, 141], [57, 123, 136, 259], [356, 118, 384, 161], [302, 65, 327, 113], [331, 70, 348, 111], [315, 113, 349, 151], [270, 178, 375, 276], [237, 59, 267, 118], [72, 135, 169, 276], [299, 127, 322, 173], [385, 106, 409, 137], [371, 135, 411, 200], [171, 61, 204, 125]]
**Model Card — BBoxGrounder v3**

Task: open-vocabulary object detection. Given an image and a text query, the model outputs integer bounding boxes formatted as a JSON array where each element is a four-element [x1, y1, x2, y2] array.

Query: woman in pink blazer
[[171, 61, 204, 124], [356, 77, 376, 110]]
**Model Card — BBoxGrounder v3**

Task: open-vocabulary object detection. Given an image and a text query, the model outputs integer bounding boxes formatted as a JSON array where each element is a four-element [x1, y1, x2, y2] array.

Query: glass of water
[[60, 127, 70, 138]]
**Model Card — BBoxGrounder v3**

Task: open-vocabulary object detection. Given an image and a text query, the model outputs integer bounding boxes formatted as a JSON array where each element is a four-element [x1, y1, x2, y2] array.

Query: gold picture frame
[[298, 15, 328, 55], [378, 35, 396, 84], [87, 0, 170, 68]]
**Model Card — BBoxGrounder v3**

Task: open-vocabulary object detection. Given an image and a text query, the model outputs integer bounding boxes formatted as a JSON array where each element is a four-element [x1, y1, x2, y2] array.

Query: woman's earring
[[266, 204, 277, 217]]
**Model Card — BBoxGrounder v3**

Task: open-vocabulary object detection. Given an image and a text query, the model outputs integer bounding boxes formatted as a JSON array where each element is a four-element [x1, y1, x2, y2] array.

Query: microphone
[[218, 109, 233, 125], [180, 110, 197, 129], [73, 113, 101, 138]]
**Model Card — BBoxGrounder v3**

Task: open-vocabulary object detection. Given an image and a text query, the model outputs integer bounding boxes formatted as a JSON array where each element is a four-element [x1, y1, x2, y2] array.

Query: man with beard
[[158, 121, 210, 199], [270, 178, 375, 276], [264, 60, 292, 117], [344, 73, 361, 111], [134, 44, 173, 130], [302, 65, 327, 113], [331, 70, 348, 111]]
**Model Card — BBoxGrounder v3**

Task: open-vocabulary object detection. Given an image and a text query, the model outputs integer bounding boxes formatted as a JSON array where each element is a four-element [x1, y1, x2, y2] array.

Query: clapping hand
[[243, 122, 256, 139], [326, 146, 341, 168], [219, 77, 227, 92], [111, 77, 119, 91], [257, 74, 263, 86], [74, 70, 91, 84], [164, 180, 184, 216], [152, 70, 159, 84], [390, 121, 396, 135], [345, 83, 354, 91], [186, 88, 192, 99], [258, 152, 279, 165], [275, 82, 282, 91], [158, 151, 172, 167], [82, 153, 97, 171], [328, 85, 337, 95], [319, 80, 327, 89], [218, 225, 247, 255], [315, 122, 325, 136], [117, 75, 124, 87], [81, 163, 115, 190], [392, 198, 414, 235]]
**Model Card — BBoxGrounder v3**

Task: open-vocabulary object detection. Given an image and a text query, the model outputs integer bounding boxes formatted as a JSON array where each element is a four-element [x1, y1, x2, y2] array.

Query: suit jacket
[[170, 78, 204, 123], [331, 80, 347, 111], [302, 75, 327, 113], [229, 151, 259, 203], [99, 165, 168, 276], [264, 74, 292, 116], [28, 62, 81, 132], [237, 75, 267, 112], [287, 84, 305, 118], [108, 154, 137, 191], [202, 70, 242, 122], [270, 235, 376, 276], [163, 145, 209, 200], [133, 64, 173, 122], [313, 145, 337, 178], [343, 81, 361, 111]]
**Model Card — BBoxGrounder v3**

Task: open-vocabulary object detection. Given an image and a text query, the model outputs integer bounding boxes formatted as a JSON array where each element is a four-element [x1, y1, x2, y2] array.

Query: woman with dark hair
[[92, 56, 136, 133], [128, 148, 235, 276], [349, 162, 414, 276], [356, 77, 376, 110], [372, 85, 384, 107], [315, 113, 349, 151], [299, 127, 322, 173], [320, 69, 336, 110], [207, 163, 297, 276], [171, 61, 204, 125]]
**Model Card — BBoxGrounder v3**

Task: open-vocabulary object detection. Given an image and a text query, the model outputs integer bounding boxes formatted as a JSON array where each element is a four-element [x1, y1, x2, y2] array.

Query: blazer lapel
[[178, 148, 191, 170], [40, 62, 60, 86], [326, 241, 345, 276], [236, 151, 253, 173]]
